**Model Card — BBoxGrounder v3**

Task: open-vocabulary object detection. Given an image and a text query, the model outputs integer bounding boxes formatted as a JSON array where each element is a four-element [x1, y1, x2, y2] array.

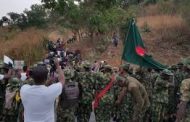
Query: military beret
[[162, 69, 173, 76], [120, 64, 130, 71]]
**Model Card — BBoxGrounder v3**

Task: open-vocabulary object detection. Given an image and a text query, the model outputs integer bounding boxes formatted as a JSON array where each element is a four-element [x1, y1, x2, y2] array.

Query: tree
[[2, 16, 9, 22], [41, 0, 132, 41], [7, 12, 21, 24], [24, 4, 47, 27], [0, 19, 3, 27], [41, 0, 57, 10], [55, 0, 69, 15], [17, 14, 28, 30]]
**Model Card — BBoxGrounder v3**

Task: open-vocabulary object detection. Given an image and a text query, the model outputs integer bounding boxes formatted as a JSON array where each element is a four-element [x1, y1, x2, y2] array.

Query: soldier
[[118, 64, 130, 76], [58, 68, 80, 122], [115, 66, 150, 122], [176, 59, 190, 122], [141, 68, 159, 122], [152, 69, 173, 122], [175, 63, 186, 83], [3, 69, 21, 122], [0, 61, 12, 121]]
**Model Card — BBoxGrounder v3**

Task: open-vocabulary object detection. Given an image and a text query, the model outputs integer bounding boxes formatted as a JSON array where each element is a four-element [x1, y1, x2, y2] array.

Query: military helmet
[[112, 67, 119, 72], [64, 68, 74, 80], [162, 69, 173, 76], [82, 61, 91, 68], [182, 57, 190, 69], [120, 64, 130, 71], [169, 65, 178, 70], [101, 65, 112, 71], [7, 77, 20, 91]]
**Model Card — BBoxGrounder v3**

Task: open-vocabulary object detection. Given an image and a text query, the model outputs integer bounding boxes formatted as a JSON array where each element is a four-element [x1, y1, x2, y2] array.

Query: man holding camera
[[20, 59, 65, 122]]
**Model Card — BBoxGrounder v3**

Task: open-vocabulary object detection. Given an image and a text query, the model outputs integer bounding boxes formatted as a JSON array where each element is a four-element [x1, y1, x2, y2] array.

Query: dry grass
[[138, 4, 161, 16], [137, 15, 190, 65], [48, 30, 74, 41], [0, 7, 189, 67], [138, 15, 187, 32], [138, 2, 176, 17], [0, 28, 47, 65], [98, 14, 190, 66]]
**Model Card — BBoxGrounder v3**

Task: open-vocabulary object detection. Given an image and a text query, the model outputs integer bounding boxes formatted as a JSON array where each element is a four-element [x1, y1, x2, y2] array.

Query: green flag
[[122, 19, 167, 70]]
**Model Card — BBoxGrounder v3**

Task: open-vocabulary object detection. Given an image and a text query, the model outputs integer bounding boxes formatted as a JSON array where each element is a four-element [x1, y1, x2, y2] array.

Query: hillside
[[0, 4, 190, 66]]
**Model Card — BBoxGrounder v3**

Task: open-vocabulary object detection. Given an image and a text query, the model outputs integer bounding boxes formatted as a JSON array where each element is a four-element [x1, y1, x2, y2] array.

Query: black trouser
[[0, 84, 6, 120], [0, 98, 4, 119]]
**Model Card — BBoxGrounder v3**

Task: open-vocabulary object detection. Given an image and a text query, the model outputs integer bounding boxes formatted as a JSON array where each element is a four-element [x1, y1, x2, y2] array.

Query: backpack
[[60, 81, 81, 110]]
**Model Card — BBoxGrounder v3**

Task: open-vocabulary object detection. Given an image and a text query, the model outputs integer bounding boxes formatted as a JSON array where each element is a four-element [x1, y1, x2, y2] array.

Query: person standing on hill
[[20, 59, 65, 122], [112, 32, 119, 47]]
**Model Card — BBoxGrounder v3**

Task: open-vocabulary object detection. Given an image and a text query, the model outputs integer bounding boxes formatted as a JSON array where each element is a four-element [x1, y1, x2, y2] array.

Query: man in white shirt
[[20, 60, 65, 122]]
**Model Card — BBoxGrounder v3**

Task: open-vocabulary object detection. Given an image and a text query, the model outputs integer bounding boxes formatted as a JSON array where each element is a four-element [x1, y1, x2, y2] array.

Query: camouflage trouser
[[0, 98, 4, 120], [0, 84, 5, 120], [178, 107, 190, 122], [3, 99, 21, 122], [151, 103, 168, 122], [57, 105, 77, 122], [3, 109, 18, 122]]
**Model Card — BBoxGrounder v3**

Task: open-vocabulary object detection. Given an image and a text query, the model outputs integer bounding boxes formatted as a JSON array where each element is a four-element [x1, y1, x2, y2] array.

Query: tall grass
[[138, 1, 176, 17], [0, 28, 47, 65], [137, 15, 190, 64], [138, 15, 186, 31]]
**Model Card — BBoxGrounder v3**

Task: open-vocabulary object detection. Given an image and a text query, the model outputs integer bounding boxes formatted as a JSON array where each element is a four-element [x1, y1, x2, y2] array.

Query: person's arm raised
[[54, 59, 65, 86]]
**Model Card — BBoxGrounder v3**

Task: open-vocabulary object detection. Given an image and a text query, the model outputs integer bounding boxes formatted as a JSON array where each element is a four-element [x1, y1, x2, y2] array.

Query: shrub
[[178, 0, 190, 26]]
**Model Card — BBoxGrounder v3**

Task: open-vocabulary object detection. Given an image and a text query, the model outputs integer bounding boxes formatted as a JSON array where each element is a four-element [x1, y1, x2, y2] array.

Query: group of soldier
[[0, 39, 190, 122]]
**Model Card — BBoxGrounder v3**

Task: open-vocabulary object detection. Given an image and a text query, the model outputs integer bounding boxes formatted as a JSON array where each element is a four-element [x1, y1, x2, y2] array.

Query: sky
[[0, 0, 41, 17]]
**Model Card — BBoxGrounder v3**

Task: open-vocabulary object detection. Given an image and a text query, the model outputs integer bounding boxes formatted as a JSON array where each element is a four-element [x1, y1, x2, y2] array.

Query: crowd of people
[[0, 38, 190, 122]]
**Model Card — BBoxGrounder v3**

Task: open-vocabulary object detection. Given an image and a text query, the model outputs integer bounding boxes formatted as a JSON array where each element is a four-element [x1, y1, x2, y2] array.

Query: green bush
[[157, 1, 176, 15], [178, 0, 190, 25]]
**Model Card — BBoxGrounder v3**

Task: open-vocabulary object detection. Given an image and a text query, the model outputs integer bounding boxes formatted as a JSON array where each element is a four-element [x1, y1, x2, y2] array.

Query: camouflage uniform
[[169, 64, 187, 121], [116, 75, 150, 122], [178, 78, 190, 122], [128, 76, 150, 122], [57, 104, 77, 122], [57, 69, 79, 122], [3, 77, 21, 122], [152, 69, 173, 122], [143, 69, 159, 122]]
